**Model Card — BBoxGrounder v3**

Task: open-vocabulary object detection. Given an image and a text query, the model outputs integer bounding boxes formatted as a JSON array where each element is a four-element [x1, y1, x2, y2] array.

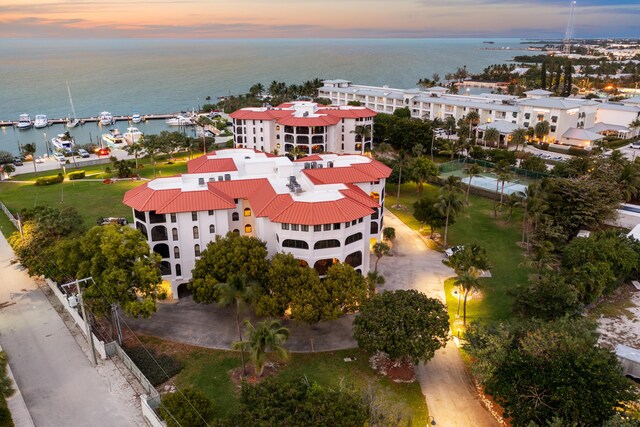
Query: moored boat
[[99, 111, 114, 126], [123, 127, 143, 144], [17, 114, 32, 130], [66, 82, 80, 128], [102, 129, 126, 148], [165, 113, 194, 126], [34, 114, 48, 129], [131, 113, 142, 124], [51, 132, 75, 152]]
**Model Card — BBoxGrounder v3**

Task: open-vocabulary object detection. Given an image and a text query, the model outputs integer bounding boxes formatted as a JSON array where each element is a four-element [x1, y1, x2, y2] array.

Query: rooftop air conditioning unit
[[311, 161, 318, 168], [209, 177, 215, 182], [318, 164, 323, 168], [198, 178, 205, 186], [304, 162, 311, 169], [218, 176, 223, 181], [328, 161, 334, 168], [224, 174, 231, 181]]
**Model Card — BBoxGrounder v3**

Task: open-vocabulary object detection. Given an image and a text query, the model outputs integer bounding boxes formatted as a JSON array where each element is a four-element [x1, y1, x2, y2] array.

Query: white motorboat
[[131, 113, 142, 124], [165, 114, 194, 126], [51, 132, 75, 152], [66, 82, 80, 128], [99, 111, 114, 126], [102, 129, 126, 148], [123, 127, 143, 144], [17, 114, 32, 130], [34, 114, 48, 129]]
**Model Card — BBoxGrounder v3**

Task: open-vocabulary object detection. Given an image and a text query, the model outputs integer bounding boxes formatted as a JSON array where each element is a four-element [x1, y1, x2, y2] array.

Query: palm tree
[[126, 139, 143, 170], [366, 271, 385, 296], [289, 145, 307, 160], [373, 241, 390, 272], [375, 142, 392, 158], [511, 128, 527, 151], [442, 175, 463, 195], [195, 115, 215, 153], [233, 319, 289, 377], [618, 162, 640, 202], [435, 192, 465, 247], [382, 227, 396, 242], [502, 192, 522, 222], [438, 139, 458, 160], [464, 164, 482, 202], [498, 170, 513, 205], [465, 111, 480, 129], [483, 127, 500, 149], [394, 150, 407, 208], [520, 240, 555, 279], [21, 143, 37, 174], [454, 267, 482, 326], [534, 120, 551, 142], [520, 183, 544, 246], [249, 83, 265, 97], [412, 143, 425, 158], [216, 274, 259, 375], [492, 161, 509, 217], [351, 125, 372, 154], [444, 116, 457, 136], [630, 118, 640, 138]]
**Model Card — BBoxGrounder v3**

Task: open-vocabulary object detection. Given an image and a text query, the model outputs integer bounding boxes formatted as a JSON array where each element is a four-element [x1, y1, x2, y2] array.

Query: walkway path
[[0, 233, 144, 426], [381, 213, 499, 427]]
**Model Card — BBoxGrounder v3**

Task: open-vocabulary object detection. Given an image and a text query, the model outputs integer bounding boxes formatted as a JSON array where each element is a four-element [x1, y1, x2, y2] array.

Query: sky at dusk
[[0, 0, 638, 39]]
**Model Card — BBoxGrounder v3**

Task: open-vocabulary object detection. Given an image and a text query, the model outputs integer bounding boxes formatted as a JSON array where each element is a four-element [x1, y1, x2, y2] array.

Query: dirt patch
[[229, 362, 280, 387], [369, 352, 415, 383], [595, 284, 640, 351]]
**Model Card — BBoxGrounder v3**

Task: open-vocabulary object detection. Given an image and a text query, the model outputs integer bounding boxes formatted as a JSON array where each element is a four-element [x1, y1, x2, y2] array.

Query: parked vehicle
[[631, 142, 640, 149], [13, 157, 24, 166], [445, 245, 464, 257], [76, 148, 90, 158], [97, 217, 128, 226], [53, 152, 66, 164]]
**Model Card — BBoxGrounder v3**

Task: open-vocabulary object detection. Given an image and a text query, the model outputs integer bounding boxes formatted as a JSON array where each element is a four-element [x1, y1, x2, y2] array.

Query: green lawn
[[0, 155, 195, 238], [139, 336, 427, 425], [385, 182, 531, 336]]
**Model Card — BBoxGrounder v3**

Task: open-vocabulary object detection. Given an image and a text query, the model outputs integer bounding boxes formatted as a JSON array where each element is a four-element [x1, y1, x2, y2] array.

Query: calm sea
[[0, 38, 527, 155]]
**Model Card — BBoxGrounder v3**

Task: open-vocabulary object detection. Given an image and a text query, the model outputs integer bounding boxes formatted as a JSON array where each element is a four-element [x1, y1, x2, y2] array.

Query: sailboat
[[66, 82, 79, 128]]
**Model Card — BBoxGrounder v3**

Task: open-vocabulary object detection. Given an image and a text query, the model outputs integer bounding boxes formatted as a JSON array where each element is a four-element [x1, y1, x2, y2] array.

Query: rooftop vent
[[328, 161, 334, 168], [198, 178, 205, 186], [303, 111, 309, 117], [209, 177, 215, 182], [218, 176, 223, 181], [311, 161, 318, 169], [304, 162, 311, 169], [318, 164, 323, 168], [224, 174, 231, 181]]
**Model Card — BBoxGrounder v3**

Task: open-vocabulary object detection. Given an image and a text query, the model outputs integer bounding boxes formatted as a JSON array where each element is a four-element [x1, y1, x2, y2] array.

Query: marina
[[0, 113, 177, 128]]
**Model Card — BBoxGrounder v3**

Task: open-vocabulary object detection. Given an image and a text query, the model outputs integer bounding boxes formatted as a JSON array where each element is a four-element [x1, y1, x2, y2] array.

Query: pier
[[0, 113, 179, 128]]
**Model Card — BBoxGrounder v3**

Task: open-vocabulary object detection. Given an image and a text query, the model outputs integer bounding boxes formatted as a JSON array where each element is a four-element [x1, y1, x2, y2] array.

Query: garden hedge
[[67, 170, 85, 180], [35, 173, 64, 186]]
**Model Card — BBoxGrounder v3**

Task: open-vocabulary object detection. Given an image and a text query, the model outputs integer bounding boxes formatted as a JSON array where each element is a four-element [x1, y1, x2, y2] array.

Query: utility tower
[[563, 0, 577, 54]]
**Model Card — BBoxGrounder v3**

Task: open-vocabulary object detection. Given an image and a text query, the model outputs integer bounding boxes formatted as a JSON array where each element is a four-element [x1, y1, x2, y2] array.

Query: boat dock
[[0, 113, 178, 128]]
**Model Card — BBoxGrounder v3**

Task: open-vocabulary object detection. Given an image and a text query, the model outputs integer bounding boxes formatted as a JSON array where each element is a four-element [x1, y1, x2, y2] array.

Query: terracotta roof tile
[[156, 189, 235, 213], [271, 197, 373, 225], [187, 156, 237, 174], [302, 167, 378, 185]]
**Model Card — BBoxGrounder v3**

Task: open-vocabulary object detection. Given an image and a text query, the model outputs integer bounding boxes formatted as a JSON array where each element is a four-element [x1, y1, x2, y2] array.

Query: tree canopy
[[353, 290, 449, 363]]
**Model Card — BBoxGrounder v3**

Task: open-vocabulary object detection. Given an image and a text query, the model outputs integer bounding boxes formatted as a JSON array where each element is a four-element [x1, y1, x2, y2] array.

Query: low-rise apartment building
[[123, 149, 391, 299]]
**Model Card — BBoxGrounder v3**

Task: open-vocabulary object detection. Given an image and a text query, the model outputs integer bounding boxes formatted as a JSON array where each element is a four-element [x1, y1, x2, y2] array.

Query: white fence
[[44, 279, 163, 426], [0, 200, 20, 230]]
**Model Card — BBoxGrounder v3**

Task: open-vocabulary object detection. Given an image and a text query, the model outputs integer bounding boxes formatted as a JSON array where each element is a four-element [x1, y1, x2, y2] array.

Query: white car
[[53, 152, 66, 164], [76, 148, 90, 158], [631, 142, 640, 149], [445, 245, 464, 257]]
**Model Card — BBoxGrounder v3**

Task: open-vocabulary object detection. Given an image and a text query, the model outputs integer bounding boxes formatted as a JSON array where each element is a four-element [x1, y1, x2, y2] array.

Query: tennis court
[[461, 175, 528, 195]]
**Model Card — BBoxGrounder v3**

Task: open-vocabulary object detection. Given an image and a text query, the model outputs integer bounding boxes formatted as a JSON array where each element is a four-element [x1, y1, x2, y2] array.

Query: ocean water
[[0, 38, 526, 155]]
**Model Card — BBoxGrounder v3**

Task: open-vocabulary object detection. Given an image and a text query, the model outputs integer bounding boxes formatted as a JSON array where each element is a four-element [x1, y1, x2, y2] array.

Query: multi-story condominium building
[[123, 148, 391, 299], [230, 101, 376, 156], [318, 80, 633, 147]]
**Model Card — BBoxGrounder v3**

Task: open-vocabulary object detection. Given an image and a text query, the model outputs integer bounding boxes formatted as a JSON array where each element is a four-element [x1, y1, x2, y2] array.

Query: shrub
[[534, 142, 549, 151], [35, 173, 64, 186], [605, 139, 629, 149], [567, 146, 589, 157], [124, 346, 182, 386], [0, 397, 13, 427], [67, 170, 85, 180], [159, 388, 215, 427], [0, 352, 14, 427]]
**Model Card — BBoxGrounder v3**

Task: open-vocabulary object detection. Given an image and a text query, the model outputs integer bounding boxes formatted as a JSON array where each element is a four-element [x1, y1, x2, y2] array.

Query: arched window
[[345, 251, 363, 268], [209, 224, 215, 233], [232, 212, 239, 221], [233, 229, 240, 234], [193, 226, 199, 239], [149, 211, 166, 224], [282, 239, 309, 249], [194, 244, 201, 257], [244, 208, 251, 217], [175, 264, 182, 277], [314, 258, 337, 276], [370, 222, 379, 235], [371, 208, 379, 220], [134, 210, 146, 221], [245, 224, 253, 233], [136, 222, 148, 239], [172, 228, 178, 241], [173, 246, 180, 259], [153, 243, 170, 259], [159, 261, 171, 276], [314, 239, 341, 250], [345, 232, 363, 245], [151, 226, 168, 242]]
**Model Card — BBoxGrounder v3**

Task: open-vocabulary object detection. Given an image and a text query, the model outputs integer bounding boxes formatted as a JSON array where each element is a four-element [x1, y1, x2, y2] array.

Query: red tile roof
[[317, 108, 377, 119], [276, 115, 341, 127], [207, 178, 268, 200], [293, 154, 323, 163], [271, 197, 373, 225], [351, 160, 393, 179], [229, 104, 376, 126], [340, 184, 380, 208], [187, 156, 238, 174], [156, 189, 235, 213], [303, 167, 379, 185]]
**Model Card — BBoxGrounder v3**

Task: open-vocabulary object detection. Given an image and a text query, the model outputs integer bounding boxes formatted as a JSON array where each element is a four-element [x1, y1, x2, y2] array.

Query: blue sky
[[0, 0, 638, 38]]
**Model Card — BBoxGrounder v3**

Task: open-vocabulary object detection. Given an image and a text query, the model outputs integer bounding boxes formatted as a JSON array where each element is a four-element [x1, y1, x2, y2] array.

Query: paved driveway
[[0, 233, 144, 427]]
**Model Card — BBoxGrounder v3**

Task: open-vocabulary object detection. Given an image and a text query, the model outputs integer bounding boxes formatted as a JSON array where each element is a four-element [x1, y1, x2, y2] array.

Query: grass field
[[0, 155, 193, 238], [385, 182, 531, 336], [139, 335, 428, 425]]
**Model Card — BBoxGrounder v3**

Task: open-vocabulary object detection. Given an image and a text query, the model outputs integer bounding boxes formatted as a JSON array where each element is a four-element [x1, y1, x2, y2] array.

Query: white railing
[[0, 200, 20, 229]]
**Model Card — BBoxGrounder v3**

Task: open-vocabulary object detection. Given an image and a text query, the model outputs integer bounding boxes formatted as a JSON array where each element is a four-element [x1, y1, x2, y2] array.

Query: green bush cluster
[[67, 170, 85, 180], [34, 173, 64, 186], [604, 139, 630, 149], [0, 352, 14, 427], [124, 346, 182, 386], [567, 146, 589, 157]]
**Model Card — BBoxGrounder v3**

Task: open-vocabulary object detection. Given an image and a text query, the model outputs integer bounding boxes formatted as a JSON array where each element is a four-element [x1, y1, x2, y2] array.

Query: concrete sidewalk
[[0, 233, 144, 426]]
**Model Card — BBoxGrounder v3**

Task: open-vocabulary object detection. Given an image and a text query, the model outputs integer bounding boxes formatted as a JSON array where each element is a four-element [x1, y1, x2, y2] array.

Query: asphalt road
[[0, 233, 143, 427]]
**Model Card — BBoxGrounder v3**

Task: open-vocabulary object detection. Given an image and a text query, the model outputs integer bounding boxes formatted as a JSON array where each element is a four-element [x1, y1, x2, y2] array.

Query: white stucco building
[[123, 149, 391, 299], [230, 101, 376, 156], [318, 79, 640, 148]]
